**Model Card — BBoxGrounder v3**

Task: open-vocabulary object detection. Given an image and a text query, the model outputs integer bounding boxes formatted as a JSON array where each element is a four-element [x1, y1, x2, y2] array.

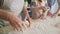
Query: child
[[31, 0, 48, 19]]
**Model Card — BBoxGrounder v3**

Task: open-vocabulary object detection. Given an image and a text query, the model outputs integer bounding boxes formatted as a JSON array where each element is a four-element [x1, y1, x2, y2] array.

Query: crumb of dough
[[54, 23, 60, 28]]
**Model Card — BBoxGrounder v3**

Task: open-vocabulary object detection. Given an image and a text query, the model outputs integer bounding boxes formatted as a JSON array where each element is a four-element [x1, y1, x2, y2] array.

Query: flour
[[0, 17, 60, 34]]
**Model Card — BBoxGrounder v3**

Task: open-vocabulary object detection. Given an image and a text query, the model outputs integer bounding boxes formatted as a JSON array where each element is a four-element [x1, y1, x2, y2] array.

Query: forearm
[[22, 7, 29, 16], [0, 9, 22, 23], [0, 9, 11, 21]]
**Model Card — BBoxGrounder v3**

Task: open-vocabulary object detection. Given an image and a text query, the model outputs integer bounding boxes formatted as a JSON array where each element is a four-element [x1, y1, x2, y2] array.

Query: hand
[[51, 13, 58, 18], [40, 14, 46, 19], [22, 7, 31, 27], [25, 15, 31, 27], [10, 16, 23, 30], [0, 9, 23, 30]]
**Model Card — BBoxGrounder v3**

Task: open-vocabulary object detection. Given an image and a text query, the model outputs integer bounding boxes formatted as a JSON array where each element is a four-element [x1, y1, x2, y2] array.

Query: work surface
[[0, 16, 60, 34]]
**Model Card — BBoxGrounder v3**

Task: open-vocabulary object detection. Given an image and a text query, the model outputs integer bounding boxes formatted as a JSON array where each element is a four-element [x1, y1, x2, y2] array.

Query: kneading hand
[[0, 9, 23, 30]]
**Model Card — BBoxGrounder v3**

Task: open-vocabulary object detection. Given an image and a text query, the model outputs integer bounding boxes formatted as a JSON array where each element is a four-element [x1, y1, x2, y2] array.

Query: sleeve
[[10, 0, 24, 16], [50, 0, 59, 14], [47, 0, 55, 7]]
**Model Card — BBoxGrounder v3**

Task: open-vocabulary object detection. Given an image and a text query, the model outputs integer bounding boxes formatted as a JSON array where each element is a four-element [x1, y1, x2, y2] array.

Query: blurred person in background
[[47, 0, 59, 18]]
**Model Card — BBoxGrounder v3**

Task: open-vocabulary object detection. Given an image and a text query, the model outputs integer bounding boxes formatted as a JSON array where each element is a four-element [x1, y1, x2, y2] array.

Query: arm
[[22, 7, 31, 26], [0, 9, 23, 30], [22, 7, 29, 16]]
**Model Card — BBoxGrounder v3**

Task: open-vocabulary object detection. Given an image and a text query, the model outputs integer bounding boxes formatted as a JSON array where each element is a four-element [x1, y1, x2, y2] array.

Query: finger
[[26, 18, 30, 23], [25, 16, 31, 27], [15, 23, 23, 31], [26, 18, 31, 27], [11, 20, 21, 30], [13, 18, 23, 30], [25, 16, 27, 20], [10, 22, 19, 30], [25, 17, 29, 23], [16, 22, 23, 29], [15, 19, 23, 29]]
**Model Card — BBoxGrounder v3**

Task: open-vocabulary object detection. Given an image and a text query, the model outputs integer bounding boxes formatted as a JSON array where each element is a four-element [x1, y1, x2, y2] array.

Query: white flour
[[0, 17, 60, 34]]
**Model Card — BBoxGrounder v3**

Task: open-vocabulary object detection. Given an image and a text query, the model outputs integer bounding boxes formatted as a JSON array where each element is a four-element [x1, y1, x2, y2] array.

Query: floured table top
[[0, 16, 60, 34]]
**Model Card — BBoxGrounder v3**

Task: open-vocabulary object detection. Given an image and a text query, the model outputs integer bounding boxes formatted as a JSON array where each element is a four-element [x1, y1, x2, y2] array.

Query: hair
[[38, 0, 42, 2], [28, 0, 31, 4]]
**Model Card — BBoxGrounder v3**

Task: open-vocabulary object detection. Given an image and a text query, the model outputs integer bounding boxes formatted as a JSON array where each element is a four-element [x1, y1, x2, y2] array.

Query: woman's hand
[[0, 9, 23, 30], [22, 7, 31, 27], [25, 14, 31, 27], [10, 15, 23, 30]]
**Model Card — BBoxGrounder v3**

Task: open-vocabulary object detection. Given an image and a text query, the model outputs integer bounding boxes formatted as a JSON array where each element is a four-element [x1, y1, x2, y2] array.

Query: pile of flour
[[3, 17, 60, 34]]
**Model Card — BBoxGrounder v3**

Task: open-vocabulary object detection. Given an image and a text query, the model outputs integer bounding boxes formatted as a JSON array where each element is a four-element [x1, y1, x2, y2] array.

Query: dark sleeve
[[47, 0, 55, 7]]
